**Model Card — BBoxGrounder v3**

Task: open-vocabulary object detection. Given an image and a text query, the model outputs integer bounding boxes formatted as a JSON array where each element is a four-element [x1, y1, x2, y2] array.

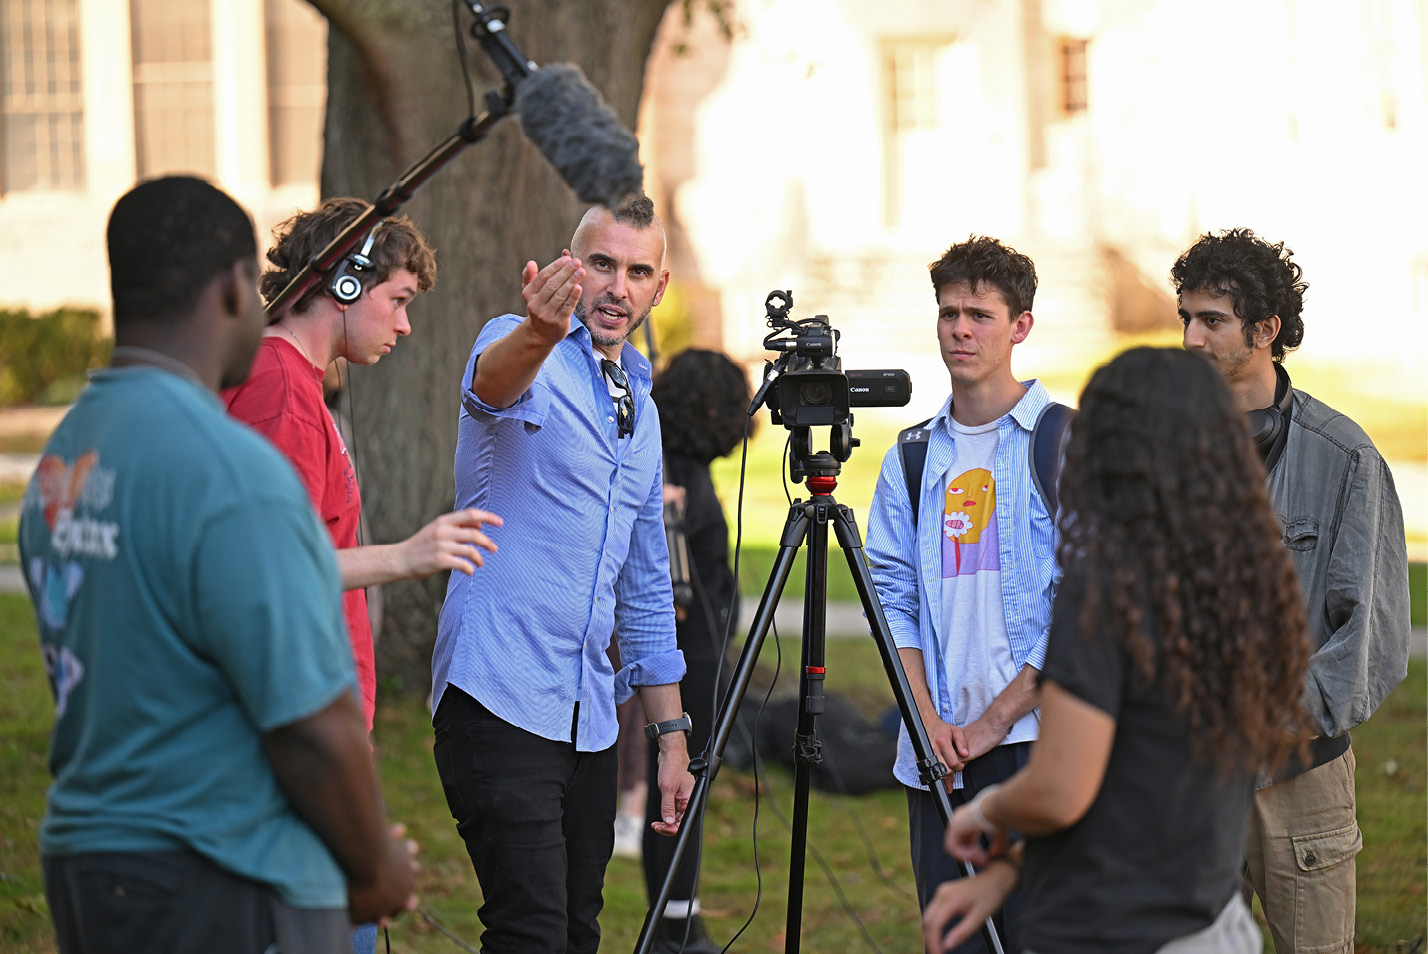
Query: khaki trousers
[[1245, 747, 1361, 954]]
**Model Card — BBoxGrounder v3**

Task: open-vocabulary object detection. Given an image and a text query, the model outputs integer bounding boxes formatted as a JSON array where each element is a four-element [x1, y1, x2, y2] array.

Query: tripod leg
[[633, 502, 812, 954], [831, 504, 1007, 954], [783, 500, 831, 954]]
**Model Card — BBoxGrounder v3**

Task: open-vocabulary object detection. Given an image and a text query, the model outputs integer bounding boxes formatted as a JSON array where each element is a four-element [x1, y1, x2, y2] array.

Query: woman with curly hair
[[923, 347, 1311, 954]]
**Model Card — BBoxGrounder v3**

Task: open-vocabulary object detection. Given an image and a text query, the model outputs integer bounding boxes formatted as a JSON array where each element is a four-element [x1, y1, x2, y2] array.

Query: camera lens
[[800, 381, 832, 405]]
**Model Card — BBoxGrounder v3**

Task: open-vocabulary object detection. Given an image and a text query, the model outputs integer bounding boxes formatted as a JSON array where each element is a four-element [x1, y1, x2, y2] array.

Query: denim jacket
[[1269, 388, 1410, 744]]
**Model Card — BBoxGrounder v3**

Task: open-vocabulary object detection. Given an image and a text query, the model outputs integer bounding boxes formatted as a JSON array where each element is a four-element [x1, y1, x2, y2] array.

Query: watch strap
[[644, 712, 692, 740]]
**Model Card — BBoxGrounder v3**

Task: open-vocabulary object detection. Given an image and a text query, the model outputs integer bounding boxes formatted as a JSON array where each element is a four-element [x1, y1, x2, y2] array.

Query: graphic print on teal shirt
[[28, 450, 117, 716], [942, 467, 1000, 577]]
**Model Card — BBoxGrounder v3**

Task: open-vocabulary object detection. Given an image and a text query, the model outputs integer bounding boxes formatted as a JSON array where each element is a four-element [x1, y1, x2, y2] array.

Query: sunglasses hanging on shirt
[[600, 359, 634, 439]]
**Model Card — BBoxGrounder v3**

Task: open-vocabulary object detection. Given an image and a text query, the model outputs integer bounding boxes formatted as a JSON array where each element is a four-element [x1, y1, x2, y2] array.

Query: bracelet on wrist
[[967, 783, 1002, 836]]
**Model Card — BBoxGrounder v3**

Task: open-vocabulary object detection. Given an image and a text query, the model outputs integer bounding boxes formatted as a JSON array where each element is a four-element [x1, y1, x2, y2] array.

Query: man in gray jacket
[[1173, 228, 1410, 954]]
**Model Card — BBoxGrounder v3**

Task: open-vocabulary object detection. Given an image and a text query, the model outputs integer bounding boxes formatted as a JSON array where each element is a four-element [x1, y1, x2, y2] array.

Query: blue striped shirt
[[865, 381, 1060, 789], [433, 314, 684, 751]]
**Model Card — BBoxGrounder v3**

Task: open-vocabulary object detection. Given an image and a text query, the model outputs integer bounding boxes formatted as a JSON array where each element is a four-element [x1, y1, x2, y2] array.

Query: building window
[[886, 42, 945, 135], [1060, 38, 1089, 115], [0, 0, 85, 192], [265, 0, 325, 186], [130, 0, 215, 178], [881, 37, 959, 229]]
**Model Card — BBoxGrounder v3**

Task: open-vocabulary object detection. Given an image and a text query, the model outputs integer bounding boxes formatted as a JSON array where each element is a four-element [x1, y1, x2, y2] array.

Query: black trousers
[[43, 849, 348, 954], [908, 741, 1032, 954], [433, 686, 618, 954]]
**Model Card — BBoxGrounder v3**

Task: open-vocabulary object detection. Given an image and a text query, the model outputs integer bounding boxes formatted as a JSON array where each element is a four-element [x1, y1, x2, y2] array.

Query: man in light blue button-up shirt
[[432, 197, 693, 954], [865, 236, 1058, 954]]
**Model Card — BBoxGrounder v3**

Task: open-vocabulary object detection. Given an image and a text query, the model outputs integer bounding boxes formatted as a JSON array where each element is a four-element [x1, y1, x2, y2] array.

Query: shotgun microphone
[[462, 4, 642, 207], [514, 63, 644, 209]]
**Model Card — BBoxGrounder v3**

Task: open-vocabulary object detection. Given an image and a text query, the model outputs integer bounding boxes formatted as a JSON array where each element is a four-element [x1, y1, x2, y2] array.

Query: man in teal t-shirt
[[19, 176, 417, 954]]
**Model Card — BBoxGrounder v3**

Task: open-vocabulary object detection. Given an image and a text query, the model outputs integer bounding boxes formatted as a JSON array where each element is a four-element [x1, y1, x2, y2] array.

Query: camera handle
[[632, 466, 1005, 954]]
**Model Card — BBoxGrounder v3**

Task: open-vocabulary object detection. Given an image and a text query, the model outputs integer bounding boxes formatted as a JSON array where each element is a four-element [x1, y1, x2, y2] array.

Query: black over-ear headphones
[[1246, 364, 1294, 459], [328, 225, 381, 305]]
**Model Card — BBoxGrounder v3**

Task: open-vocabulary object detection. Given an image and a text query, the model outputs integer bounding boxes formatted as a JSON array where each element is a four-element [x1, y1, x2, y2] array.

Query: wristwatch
[[644, 712, 693, 741]]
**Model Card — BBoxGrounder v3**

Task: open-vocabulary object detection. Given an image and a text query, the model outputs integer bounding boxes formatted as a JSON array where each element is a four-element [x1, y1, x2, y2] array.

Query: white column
[[78, 0, 136, 202], [211, 0, 270, 197]]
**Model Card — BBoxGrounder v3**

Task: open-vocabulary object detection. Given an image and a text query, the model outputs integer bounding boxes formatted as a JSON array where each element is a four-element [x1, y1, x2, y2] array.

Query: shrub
[[0, 307, 111, 406]]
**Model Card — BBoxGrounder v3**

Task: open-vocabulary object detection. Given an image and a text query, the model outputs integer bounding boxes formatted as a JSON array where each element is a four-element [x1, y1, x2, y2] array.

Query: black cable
[[781, 431, 793, 506], [753, 754, 887, 954], [718, 609, 781, 954], [418, 904, 481, 954], [709, 412, 755, 707], [451, 0, 478, 120]]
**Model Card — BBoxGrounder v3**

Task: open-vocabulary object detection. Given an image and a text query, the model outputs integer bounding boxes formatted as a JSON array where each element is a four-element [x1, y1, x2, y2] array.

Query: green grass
[[1351, 654, 1428, 951], [0, 593, 1423, 952], [0, 596, 57, 954], [1411, 563, 1426, 630]]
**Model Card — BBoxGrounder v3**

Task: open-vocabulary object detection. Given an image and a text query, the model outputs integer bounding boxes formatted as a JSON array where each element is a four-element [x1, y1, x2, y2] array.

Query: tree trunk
[[310, 0, 673, 696]]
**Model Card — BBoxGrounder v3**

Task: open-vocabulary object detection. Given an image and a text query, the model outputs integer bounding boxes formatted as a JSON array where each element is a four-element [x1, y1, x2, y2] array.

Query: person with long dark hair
[[923, 347, 1313, 954], [640, 348, 751, 953]]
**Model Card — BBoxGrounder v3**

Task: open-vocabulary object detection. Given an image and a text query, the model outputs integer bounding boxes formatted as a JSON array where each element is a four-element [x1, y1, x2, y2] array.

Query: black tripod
[[633, 443, 1005, 954]]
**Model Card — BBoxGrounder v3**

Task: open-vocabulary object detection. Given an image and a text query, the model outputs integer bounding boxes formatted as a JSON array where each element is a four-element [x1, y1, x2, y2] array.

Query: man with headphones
[[1174, 228, 1410, 954], [224, 199, 502, 954]]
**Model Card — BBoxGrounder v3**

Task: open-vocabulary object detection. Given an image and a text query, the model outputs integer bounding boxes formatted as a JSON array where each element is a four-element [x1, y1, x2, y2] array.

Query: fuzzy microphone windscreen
[[515, 63, 644, 208]]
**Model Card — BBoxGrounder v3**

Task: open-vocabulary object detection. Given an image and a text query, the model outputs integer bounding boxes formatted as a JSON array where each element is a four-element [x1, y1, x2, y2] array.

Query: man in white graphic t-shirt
[[866, 235, 1059, 954]]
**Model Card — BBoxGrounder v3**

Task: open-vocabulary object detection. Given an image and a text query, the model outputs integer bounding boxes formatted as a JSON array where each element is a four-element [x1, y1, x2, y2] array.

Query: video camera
[[751, 290, 911, 479], [755, 289, 911, 429]]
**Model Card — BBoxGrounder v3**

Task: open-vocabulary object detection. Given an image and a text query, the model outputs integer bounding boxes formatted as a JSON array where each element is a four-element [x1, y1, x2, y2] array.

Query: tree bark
[[312, 0, 673, 696]]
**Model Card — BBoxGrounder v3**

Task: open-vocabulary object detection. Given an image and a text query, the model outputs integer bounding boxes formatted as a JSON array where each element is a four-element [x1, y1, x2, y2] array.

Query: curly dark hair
[[260, 197, 437, 314], [1170, 228, 1307, 362], [928, 235, 1037, 316], [1057, 347, 1311, 774], [108, 176, 257, 328], [651, 349, 751, 463]]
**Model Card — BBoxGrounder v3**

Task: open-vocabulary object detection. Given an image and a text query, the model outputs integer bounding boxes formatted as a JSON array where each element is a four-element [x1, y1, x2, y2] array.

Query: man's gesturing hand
[[522, 251, 585, 345]]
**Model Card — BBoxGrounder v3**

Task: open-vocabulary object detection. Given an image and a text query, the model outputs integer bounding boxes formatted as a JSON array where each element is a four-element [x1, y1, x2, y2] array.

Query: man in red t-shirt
[[225, 199, 501, 731]]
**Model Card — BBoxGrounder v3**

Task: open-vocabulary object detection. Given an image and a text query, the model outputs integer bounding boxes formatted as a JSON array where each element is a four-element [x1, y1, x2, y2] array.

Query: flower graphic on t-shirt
[[945, 511, 972, 539]]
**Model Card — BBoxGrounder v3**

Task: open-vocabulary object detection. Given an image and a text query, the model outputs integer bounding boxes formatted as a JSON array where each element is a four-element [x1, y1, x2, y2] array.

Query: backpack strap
[[897, 418, 933, 528], [1030, 402, 1075, 517], [900, 402, 1074, 527]]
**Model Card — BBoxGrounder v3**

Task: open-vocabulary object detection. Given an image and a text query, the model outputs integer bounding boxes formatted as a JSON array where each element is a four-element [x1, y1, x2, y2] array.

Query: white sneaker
[[612, 812, 643, 858]]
